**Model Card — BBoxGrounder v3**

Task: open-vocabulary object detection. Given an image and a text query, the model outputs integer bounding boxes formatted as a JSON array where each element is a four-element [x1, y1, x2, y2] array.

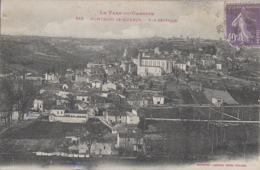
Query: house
[[127, 95, 149, 107], [75, 92, 92, 104], [186, 60, 196, 68], [44, 72, 55, 81], [212, 98, 223, 107], [120, 62, 129, 72], [102, 82, 117, 91], [49, 110, 90, 123], [126, 111, 140, 124], [96, 91, 108, 98], [91, 79, 103, 89], [61, 84, 69, 90], [33, 99, 43, 111], [116, 132, 144, 151], [103, 110, 126, 124], [202, 59, 216, 67], [50, 106, 66, 116], [174, 62, 187, 71], [152, 95, 165, 105], [154, 47, 161, 55], [216, 63, 222, 70], [70, 138, 115, 156]]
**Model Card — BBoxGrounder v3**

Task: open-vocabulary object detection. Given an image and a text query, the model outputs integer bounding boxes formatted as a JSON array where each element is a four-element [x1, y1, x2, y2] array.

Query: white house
[[103, 110, 126, 124], [175, 63, 187, 71], [126, 111, 140, 124], [50, 108, 65, 116], [49, 110, 90, 123], [61, 84, 69, 90], [33, 99, 43, 111], [202, 59, 215, 67], [76, 94, 91, 103], [91, 79, 103, 89], [154, 47, 161, 55], [44, 73, 55, 81], [102, 82, 117, 91], [212, 98, 223, 107], [216, 63, 222, 70], [152, 95, 165, 105]]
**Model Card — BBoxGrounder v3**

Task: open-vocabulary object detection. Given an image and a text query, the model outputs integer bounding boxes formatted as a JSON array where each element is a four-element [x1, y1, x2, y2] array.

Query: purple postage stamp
[[226, 3, 260, 47]]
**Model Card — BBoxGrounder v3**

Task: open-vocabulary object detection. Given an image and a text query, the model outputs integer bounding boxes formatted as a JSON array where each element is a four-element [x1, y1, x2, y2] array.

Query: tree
[[0, 79, 16, 123], [138, 117, 148, 133], [16, 80, 39, 120], [80, 133, 98, 157]]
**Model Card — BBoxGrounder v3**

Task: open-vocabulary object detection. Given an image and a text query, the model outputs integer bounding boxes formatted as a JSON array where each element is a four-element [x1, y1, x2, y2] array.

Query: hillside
[[0, 35, 142, 74]]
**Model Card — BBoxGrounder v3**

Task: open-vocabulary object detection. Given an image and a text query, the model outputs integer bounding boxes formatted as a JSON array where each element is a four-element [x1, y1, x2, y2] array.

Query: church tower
[[137, 51, 141, 67]]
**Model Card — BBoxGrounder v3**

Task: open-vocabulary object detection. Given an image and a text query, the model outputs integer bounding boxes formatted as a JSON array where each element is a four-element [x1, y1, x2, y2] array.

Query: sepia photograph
[[0, 0, 259, 169]]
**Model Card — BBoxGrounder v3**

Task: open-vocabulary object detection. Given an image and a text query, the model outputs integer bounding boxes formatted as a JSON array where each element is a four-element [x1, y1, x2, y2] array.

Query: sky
[[1, 0, 226, 39]]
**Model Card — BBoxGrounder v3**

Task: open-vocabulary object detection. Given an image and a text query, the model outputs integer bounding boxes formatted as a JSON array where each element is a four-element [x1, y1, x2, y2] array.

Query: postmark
[[225, 2, 260, 47]]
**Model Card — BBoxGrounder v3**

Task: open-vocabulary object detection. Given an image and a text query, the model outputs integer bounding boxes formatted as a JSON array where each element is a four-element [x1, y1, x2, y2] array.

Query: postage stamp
[[225, 3, 260, 47]]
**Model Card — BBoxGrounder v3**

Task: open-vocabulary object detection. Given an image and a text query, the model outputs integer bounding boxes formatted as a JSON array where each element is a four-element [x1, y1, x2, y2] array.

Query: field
[[1, 119, 110, 139]]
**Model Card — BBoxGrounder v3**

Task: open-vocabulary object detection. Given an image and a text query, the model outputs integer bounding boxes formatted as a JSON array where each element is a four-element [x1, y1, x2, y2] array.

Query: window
[[57, 111, 59, 114], [104, 146, 106, 150], [149, 61, 152, 66], [153, 61, 156, 66]]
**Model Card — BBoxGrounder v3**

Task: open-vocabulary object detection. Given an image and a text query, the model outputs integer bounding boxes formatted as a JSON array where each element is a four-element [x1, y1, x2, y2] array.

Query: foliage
[[138, 116, 149, 132], [0, 78, 39, 122]]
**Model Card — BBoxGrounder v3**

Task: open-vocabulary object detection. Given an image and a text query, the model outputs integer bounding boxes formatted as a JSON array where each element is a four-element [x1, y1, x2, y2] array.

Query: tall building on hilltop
[[136, 52, 173, 77]]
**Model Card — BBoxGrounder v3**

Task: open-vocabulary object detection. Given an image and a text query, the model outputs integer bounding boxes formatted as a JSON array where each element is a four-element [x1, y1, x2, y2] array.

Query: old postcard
[[0, 0, 259, 170]]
